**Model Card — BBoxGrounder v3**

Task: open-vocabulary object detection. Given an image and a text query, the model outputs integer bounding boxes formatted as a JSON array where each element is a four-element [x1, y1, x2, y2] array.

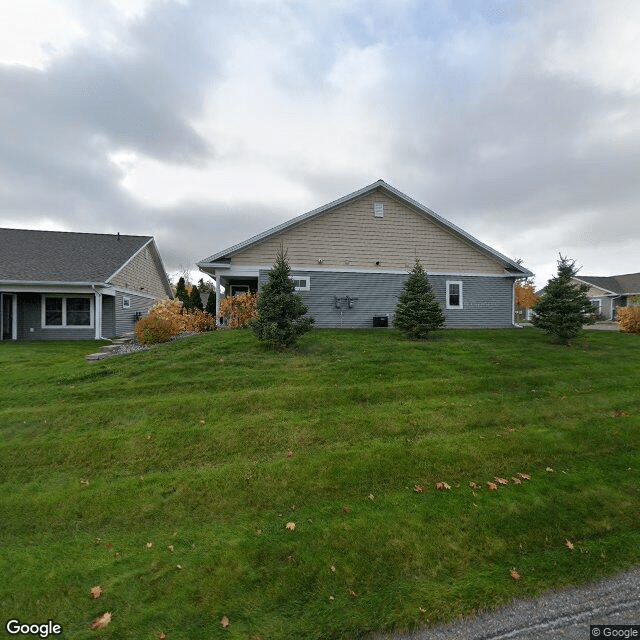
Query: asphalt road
[[374, 567, 640, 640]]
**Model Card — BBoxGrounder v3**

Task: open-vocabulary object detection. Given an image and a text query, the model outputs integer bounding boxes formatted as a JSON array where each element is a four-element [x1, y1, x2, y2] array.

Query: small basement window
[[123, 296, 131, 309], [374, 202, 384, 218], [290, 276, 310, 291], [446, 281, 463, 309]]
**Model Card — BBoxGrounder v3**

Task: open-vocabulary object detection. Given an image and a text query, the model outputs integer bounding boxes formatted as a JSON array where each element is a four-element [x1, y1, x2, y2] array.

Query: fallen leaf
[[487, 481, 498, 491], [176, 565, 182, 570], [436, 482, 451, 490], [414, 484, 424, 493], [546, 467, 554, 473], [285, 522, 296, 531], [89, 586, 102, 599], [90, 612, 111, 630], [330, 565, 336, 572], [80, 479, 90, 486], [159, 634, 167, 639], [329, 596, 335, 601], [495, 477, 509, 485], [511, 477, 522, 484], [469, 481, 480, 490], [613, 410, 628, 418], [146, 542, 153, 548], [348, 590, 357, 598], [510, 569, 522, 580], [221, 615, 230, 628], [517, 472, 531, 481], [368, 494, 375, 501], [287, 451, 293, 458], [167, 545, 174, 552], [343, 506, 350, 513], [565, 539, 575, 550]]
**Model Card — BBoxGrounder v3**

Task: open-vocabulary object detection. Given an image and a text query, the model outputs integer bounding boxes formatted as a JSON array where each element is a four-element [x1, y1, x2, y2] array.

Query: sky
[[1, 0, 639, 288]]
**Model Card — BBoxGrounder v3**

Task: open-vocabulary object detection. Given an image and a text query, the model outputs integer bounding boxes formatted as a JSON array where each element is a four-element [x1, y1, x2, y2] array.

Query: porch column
[[94, 291, 102, 340], [215, 275, 221, 326]]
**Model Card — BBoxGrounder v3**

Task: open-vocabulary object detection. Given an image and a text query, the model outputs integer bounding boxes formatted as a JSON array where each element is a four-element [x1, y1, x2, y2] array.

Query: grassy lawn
[[1, 328, 639, 639]]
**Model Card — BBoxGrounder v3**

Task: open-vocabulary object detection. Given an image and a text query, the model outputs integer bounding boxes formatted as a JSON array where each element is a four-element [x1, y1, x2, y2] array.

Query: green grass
[[1, 328, 639, 639]]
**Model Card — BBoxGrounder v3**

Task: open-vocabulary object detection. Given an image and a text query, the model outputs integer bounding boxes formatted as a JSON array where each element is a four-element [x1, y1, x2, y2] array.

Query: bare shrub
[[219, 292, 258, 328], [616, 307, 640, 333]]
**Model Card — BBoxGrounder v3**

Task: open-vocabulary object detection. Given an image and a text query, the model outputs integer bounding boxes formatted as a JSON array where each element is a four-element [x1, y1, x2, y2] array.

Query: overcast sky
[[1, 0, 639, 286]]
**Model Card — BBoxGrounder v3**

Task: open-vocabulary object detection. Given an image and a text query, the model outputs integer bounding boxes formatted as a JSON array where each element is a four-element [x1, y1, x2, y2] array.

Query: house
[[571, 272, 640, 320], [197, 180, 533, 329], [0, 228, 173, 341]]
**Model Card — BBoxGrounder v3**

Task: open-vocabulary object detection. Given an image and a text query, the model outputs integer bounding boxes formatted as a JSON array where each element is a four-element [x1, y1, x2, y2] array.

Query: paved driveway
[[374, 568, 640, 640]]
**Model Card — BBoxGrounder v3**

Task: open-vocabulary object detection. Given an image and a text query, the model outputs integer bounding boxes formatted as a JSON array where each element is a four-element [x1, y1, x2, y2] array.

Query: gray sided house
[[198, 180, 533, 329], [0, 229, 173, 341], [571, 272, 640, 320]]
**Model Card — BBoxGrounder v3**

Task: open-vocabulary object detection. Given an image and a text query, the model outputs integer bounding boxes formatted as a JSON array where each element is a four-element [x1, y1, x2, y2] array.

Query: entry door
[[2, 294, 16, 340]]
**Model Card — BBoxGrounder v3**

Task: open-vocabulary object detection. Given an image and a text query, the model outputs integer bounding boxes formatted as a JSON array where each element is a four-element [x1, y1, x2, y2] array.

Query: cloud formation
[[1, 0, 638, 285]]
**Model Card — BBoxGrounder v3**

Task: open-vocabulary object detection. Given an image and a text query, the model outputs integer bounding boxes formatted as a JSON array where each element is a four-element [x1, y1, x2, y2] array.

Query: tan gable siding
[[230, 191, 505, 273], [110, 245, 169, 299], [573, 281, 611, 297]]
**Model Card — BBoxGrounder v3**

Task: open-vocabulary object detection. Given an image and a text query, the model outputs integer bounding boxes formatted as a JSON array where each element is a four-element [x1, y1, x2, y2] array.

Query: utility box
[[372, 315, 389, 328]]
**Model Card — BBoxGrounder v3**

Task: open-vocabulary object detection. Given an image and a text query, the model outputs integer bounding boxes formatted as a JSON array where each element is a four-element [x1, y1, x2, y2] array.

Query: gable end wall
[[110, 246, 169, 300]]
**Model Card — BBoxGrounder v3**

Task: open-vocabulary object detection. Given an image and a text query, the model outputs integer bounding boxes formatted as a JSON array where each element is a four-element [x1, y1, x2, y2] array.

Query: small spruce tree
[[205, 291, 217, 316], [189, 286, 204, 311], [175, 277, 190, 309], [532, 254, 597, 344], [251, 248, 314, 348], [394, 259, 445, 339]]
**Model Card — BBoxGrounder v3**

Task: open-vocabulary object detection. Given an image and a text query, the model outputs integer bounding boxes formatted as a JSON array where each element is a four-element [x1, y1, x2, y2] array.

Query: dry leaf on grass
[[436, 482, 451, 490], [348, 590, 357, 598], [517, 472, 531, 480], [80, 479, 90, 486], [159, 634, 167, 639], [285, 522, 296, 531], [414, 484, 424, 493], [565, 539, 575, 550], [89, 586, 102, 599], [510, 569, 522, 580], [90, 612, 112, 630], [221, 615, 230, 628], [368, 494, 375, 501], [343, 506, 350, 513], [146, 542, 153, 548], [512, 477, 522, 484], [495, 477, 509, 485], [469, 481, 480, 490], [486, 481, 498, 491]]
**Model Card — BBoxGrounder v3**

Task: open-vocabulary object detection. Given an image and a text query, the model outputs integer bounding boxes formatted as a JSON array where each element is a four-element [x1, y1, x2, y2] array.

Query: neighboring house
[[198, 180, 533, 329], [571, 272, 640, 320], [0, 229, 173, 341]]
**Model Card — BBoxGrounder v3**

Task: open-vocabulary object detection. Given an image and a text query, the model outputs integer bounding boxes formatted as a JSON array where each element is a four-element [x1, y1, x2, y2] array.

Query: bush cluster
[[616, 307, 640, 334], [218, 292, 258, 328], [134, 298, 216, 344]]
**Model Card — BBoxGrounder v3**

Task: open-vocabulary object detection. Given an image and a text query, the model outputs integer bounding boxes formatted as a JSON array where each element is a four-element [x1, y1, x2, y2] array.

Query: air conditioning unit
[[372, 315, 389, 328]]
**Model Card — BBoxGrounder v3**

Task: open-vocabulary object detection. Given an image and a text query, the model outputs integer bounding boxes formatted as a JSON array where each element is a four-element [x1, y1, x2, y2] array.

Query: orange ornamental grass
[[616, 307, 640, 333], [218, 292, 259, 328], [135, 298, 215, 344]]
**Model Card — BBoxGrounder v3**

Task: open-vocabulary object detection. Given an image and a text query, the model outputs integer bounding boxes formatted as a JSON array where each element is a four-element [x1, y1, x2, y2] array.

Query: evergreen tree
[[205, 291, 217, 316], [198, 277, 214, 294], [532, 255, 597, 344], [189, 286, 204, 311], [251, 248, 314, 348], [175, 277, 190, 309], [393, 259, 445, 339]]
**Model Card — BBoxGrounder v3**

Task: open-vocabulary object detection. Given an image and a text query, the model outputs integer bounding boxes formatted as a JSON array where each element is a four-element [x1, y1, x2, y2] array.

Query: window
[[374, 202, 384, 218], [290, 276, 310, 291], [123, 296, 131, 309], [590, 299, 602, 314], [446, 281, 463, 309], [42, 296, 93, 328]]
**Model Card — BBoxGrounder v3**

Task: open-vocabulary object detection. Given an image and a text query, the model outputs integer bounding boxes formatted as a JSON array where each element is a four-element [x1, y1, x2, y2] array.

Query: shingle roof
[[575, 272, 640, 295], [0, 228, 152, 283], [198, 179, 533, 277]]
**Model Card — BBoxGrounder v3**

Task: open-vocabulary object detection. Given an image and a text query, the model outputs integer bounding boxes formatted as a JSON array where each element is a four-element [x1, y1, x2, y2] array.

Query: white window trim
[[590, 299, 602, 313], [446, 280, 463, 309], [290, 275, 310, 291], [230, 284, 250, 296], [41, 295, 94, 329], [122, 296, 131, 309]]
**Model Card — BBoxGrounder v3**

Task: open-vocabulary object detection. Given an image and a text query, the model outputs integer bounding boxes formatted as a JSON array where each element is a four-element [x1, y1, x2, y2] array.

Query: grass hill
[[1, 328, 639, 639]]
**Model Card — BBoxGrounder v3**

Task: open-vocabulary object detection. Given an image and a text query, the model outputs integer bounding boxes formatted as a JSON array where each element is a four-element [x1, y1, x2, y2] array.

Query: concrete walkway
[[374, 567, 640, 640]]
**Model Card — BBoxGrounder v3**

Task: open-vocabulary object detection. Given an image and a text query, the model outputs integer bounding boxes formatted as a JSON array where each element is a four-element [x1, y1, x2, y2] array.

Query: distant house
[[0, 229, 173, 341], [198, 180, 533, 329], [571, 272, 640, 320]]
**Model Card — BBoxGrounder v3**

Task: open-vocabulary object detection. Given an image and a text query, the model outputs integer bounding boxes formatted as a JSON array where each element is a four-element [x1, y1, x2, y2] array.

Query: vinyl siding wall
[[16, 293, 95, 340], [258, 269, 515, 329], [114, 291, 156, 336], [110, 245, 169, 300], [102, 295, 116, 338], [235, 191, 505, 274]]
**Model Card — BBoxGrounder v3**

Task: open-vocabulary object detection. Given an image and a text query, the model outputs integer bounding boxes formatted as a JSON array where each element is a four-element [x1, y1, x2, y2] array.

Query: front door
[[2, 294, 16, 340]]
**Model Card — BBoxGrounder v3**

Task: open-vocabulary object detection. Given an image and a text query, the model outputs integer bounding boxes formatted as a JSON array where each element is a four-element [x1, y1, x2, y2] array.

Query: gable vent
[[374, 202, 384, 218]]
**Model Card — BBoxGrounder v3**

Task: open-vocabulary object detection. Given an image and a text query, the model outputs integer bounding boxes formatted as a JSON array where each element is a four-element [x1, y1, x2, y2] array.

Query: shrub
[[183, 309, 216, 332], [134, 316, 174, 345], [146, 298, 188, 335], [219, 292, 258, 328], [616, 307, 640, 333]]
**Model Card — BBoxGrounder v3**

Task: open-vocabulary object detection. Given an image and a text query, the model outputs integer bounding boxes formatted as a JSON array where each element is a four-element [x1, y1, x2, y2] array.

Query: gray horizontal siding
[[115, 291, 156, 336], [102, 295, 116, 338], [258, 270, 515, 329], [16, 293, 95, 340]]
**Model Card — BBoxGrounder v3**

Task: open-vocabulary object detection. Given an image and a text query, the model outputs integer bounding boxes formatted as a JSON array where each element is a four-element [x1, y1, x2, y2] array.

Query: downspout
[[512, 279, 523, 328], [92, 285, 104, 340]]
